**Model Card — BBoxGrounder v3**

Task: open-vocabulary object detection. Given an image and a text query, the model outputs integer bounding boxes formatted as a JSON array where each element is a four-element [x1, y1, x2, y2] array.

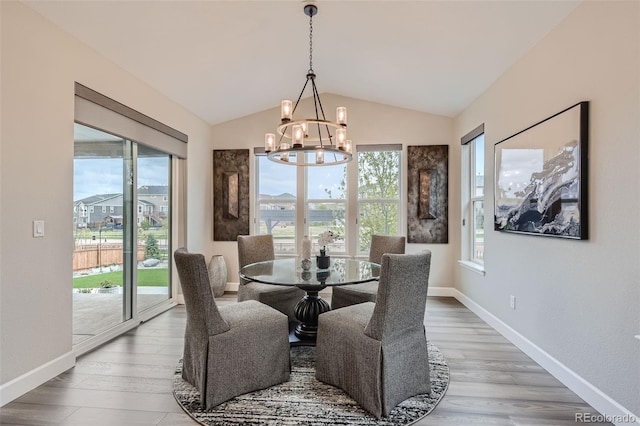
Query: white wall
[[210, 94, 455, 290], [453, 0, 639, 417], [0, 1, 212, 397]]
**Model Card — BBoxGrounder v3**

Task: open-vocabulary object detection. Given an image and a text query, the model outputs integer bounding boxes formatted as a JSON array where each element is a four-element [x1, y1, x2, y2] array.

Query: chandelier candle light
[[264, 4, 353, 166]]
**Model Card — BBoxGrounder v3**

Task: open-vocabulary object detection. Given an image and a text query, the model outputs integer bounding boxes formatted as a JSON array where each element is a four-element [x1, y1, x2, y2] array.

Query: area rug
[[173, 342, 449, 426]]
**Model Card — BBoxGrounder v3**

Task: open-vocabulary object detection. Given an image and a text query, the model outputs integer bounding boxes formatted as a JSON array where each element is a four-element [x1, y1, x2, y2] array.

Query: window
[[255, 155, 297, 254], [110, 206, 114, 213], [356, 146, 401, 254], [102, 206, 106, 213], [461, 125, 485, 266], [254, 144, 401, 258], [307, 162, 347, 254]]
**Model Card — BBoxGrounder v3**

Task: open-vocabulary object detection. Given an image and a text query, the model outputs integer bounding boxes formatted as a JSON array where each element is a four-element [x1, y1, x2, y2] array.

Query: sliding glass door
[[73, 123, 172, 345], [136, 145, 171, 313]]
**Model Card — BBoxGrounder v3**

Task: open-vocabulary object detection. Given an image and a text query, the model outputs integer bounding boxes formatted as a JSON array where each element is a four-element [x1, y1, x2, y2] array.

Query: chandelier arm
[[309, 78, 334, 146], [310, 77, 328, 121], [291, 77, 311, 117]]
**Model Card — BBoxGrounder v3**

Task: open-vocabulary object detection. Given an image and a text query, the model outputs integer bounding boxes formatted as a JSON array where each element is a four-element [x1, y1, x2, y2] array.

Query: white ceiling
[[24, 0, 581, 125]]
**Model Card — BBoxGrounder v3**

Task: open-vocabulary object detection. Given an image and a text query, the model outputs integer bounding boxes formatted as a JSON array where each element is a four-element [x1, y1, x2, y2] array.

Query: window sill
[[458, 260, 485, 276]]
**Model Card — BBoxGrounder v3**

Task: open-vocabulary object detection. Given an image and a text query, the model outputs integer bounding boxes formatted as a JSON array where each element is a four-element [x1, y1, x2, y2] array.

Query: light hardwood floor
[[0, 296, 611, 426]]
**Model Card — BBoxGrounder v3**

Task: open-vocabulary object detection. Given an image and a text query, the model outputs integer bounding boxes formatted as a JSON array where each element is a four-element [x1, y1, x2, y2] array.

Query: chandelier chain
[[308, 12, 313, 73]]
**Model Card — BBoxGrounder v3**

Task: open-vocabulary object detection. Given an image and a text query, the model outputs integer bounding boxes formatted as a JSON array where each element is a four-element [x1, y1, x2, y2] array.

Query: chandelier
[[264, 4, 353, 166]]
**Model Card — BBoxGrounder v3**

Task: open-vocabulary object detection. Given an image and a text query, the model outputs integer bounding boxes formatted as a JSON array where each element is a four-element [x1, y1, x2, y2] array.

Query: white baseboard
[[450, 288, 639, 426], [427, 286, 457, 297], [0, 351, 75, 407]]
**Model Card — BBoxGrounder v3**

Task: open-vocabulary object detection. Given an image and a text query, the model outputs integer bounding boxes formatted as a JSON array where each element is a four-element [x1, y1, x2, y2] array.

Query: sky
[[74, 157, 169, 201], [74, 148, 345, 201], [258, 156, 345, 199]]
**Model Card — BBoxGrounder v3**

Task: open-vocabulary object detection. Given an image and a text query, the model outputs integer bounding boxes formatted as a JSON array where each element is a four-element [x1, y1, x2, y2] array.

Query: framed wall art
[[213, 149, 250, 241], [494, 101, 589, 239], [407, 145, 449, 244]]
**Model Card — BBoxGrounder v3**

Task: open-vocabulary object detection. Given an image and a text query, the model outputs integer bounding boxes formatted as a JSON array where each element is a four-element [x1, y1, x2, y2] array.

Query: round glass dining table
[[240, 257, 380, 341]]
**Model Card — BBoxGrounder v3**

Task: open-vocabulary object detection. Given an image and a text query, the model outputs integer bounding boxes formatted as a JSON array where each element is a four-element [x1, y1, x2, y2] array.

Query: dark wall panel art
[[407, 145, 449, 244], [213, 149, 249, 241]]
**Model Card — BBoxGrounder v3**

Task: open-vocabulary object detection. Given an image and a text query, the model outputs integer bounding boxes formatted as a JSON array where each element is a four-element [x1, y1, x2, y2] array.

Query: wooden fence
[[73, 244, 145, 271]]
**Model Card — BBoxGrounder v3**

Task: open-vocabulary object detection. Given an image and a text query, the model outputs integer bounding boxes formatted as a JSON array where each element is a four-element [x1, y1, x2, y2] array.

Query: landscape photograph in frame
[[494, 101, 589, 239]]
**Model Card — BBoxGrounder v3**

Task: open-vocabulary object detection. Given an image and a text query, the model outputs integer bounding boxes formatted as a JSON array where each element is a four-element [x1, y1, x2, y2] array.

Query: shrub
[[144, 234, 161, 259]]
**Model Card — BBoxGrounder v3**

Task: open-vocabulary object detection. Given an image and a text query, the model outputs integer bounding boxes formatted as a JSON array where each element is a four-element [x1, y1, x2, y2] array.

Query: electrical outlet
[[510, 295, 516, 310]]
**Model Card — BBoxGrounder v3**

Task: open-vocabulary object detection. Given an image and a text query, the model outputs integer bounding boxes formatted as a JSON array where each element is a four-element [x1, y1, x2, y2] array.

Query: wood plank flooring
[[0, 296, 611, 425]]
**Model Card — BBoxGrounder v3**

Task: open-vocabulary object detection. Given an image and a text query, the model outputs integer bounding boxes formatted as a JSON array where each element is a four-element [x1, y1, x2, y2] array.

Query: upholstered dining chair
[[330, 235, 405, 309], [174, 248, 290, 409], [316, 250, 431, 418], [237, 234, 305, 321]]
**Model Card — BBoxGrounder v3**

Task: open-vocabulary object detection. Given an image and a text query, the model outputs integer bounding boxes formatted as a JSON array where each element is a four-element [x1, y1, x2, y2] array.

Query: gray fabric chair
[[174, 248, 290, 409], [237, 234, 305, 321], [331, 235, 406, 309], [316, 250, 431, 418]]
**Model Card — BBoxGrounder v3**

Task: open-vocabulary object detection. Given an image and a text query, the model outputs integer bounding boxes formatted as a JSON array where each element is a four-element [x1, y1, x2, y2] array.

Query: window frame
[[460, 124, 486, 272]]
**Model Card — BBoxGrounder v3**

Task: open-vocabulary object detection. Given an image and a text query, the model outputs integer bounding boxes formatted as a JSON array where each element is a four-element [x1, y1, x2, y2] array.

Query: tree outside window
[[357, 150, 401, 252]]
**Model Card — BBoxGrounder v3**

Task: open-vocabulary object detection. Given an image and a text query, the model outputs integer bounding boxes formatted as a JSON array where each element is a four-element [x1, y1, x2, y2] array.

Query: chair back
[[174, 248, 230, 337], [368, 235, 406, 264], [364, 251, 431, 342], [237, 234, 276, 285]]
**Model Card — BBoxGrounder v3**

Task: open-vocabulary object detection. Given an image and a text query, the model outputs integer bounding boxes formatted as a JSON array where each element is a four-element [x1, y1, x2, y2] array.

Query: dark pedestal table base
[[292, 291, 330, 341]]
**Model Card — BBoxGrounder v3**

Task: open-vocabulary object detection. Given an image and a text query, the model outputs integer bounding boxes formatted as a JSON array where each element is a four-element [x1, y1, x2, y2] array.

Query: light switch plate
[[33, 220, 45, 238]]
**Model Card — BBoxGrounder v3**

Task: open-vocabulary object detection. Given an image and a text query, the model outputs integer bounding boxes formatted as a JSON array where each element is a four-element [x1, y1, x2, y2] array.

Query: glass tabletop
[[239, 258, 380, 287]]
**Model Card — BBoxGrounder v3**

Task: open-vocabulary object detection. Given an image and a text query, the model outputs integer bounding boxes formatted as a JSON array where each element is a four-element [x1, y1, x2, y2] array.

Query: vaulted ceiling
[[24, 1, 581, 124]]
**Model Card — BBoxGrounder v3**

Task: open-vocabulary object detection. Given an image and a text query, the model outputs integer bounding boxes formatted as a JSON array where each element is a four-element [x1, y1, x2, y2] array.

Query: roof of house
[[138, 185, 168, 195]]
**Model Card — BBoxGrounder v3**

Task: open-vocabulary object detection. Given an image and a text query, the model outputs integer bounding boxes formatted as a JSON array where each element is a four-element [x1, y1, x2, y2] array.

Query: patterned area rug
[[173, 342, 449, 426]]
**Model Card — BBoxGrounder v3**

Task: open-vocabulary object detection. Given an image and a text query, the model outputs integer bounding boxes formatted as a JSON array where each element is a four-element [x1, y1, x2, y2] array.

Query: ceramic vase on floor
[[207, 255, 227, 297]]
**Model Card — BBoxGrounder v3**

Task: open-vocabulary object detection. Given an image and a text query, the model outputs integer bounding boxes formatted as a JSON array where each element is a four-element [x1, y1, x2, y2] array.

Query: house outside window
[[461, 124, 485, 268]]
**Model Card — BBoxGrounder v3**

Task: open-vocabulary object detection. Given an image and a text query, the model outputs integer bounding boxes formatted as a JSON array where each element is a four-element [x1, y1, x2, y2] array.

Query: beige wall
[[0, 1, 212, 389], [210, 94, 456, 290], [2, 0, 638, 418], [453, 0, 639, 415]]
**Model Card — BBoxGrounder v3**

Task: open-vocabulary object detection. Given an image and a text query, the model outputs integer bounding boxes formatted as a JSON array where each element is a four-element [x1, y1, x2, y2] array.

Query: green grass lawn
[[73, 268, 168, 288]]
